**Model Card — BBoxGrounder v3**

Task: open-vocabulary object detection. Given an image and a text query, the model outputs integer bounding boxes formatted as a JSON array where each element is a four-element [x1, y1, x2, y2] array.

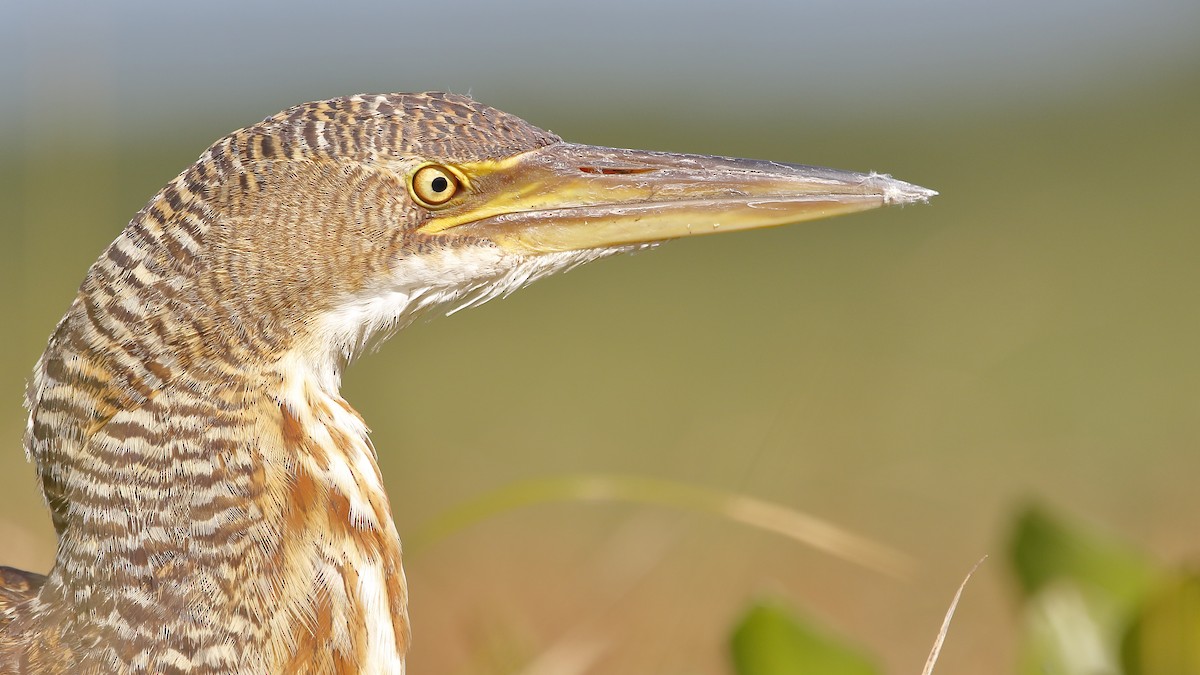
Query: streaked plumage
[[0, 92, 933, 673]]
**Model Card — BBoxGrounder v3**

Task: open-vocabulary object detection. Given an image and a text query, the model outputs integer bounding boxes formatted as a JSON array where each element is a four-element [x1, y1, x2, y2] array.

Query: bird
[[0, 92, 934, 674]]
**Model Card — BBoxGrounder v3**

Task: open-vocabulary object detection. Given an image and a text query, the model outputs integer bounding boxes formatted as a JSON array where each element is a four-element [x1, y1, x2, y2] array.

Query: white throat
[[305, 244, 649, 392]]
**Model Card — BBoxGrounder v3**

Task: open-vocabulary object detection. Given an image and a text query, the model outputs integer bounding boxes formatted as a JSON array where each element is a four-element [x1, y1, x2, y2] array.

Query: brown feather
[[1, 93, 552, 674]]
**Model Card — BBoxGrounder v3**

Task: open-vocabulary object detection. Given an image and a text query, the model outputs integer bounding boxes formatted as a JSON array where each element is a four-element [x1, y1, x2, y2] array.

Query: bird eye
[[411, 165, 460, 207]]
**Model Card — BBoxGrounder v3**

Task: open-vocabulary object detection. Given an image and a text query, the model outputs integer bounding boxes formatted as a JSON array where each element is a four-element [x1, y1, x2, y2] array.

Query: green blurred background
[[2, 1, 1197, 672]]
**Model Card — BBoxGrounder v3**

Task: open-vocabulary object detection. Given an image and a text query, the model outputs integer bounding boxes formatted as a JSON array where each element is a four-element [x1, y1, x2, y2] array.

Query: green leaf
[[730, 599, 878, 675], [1009, 503, 1163, 675], [1122, 572, 1200, 675], [1016, 584, 1123, 675], [1009, 503, 1158, 609]]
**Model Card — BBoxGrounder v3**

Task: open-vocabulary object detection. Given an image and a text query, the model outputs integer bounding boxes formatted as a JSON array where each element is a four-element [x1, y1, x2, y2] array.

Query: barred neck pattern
[[1, 92, 558, 673]]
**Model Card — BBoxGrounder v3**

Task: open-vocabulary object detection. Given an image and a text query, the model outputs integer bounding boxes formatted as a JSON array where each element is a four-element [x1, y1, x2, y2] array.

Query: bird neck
[[24, 308, 409, 672]]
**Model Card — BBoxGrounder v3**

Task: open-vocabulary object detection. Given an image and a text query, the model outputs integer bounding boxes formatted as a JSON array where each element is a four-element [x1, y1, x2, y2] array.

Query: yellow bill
[[417, 142, 936, 254]]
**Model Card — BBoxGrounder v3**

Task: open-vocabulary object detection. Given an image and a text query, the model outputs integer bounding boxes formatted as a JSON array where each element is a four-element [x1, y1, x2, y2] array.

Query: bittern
[[0, 93, 933, 673]]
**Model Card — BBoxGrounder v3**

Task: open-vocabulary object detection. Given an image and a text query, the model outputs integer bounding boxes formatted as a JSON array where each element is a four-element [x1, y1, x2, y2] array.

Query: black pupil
[[431, 176, 449, 193]]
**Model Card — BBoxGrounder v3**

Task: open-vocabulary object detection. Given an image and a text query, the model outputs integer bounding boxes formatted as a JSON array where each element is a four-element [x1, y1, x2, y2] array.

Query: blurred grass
[[407, 474, 914, 579], [1, 68, 1197, 673]]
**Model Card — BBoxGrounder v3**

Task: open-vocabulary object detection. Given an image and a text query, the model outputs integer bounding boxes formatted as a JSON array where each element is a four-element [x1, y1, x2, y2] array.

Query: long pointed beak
[[419, 142, 936, 254]]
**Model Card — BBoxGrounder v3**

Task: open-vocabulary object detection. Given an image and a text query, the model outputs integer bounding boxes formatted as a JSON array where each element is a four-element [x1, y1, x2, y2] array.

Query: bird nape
[[0, 92, 934, 674]]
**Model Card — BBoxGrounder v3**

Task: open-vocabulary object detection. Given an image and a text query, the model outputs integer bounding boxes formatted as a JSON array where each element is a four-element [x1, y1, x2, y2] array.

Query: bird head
[[22, 91, 935, 673], [89, 92, 934, 387]]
